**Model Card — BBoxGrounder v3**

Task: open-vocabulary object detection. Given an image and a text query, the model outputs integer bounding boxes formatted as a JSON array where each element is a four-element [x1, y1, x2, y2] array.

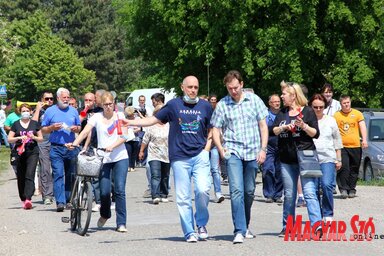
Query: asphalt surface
[[0, 165, 383, 256]]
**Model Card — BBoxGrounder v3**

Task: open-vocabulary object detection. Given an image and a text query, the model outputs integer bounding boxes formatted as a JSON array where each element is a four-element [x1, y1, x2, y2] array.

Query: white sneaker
[[116, 225, 127, 233], [245, 229, 255, 239], [324, 216, 333, 222], [186, 233, 198, 243], [92, 204, 100, 212], [216, 194, 225, 203], [160, 198, 169, 203], [233, 233, 244, 244], [153, 198, 160, 204]]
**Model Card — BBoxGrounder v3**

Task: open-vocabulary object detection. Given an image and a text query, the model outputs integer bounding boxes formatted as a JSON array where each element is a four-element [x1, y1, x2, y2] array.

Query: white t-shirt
[[313, 115, 343, 163], [88, 112, 128, 163], [323, 99, 341, 116], [0, 110, 6, 127]]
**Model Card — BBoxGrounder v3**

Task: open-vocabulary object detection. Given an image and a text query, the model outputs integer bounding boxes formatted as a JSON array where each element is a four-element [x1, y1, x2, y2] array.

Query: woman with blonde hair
[[67, 91, 129, 232], [272, 81, 322, 237]]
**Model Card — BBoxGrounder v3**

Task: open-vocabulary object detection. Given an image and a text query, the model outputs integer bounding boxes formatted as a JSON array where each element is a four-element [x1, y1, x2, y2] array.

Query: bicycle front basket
[[77, 152, 103, 177]]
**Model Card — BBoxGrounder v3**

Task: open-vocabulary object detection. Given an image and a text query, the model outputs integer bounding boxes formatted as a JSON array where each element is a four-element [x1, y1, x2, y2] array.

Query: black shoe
[[265, 198, 273, 203], [274, 198, 283, 204], [278, 228, 286, 238], [57, 203, 65, 212], [313, 227, 323, 240]]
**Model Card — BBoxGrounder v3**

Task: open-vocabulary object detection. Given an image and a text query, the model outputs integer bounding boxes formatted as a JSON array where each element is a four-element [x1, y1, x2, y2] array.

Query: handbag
[[77, 149, 104, 177], [296, 149, 322, 178]]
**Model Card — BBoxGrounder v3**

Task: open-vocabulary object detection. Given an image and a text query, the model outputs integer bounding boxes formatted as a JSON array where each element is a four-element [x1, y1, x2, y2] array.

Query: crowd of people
[[2, 70, 368, 243]]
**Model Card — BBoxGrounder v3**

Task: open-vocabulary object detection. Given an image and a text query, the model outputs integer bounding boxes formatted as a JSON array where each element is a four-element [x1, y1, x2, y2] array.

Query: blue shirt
[[41, 105, 80, 144], [155, 97, 213, 162], [210, 92, 268, 161], [267, 110, 279, 150]]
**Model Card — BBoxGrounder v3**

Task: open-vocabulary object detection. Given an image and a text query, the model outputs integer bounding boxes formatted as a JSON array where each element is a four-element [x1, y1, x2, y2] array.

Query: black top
[[11, 120, 41, 153], [271, 106, 319, 164]]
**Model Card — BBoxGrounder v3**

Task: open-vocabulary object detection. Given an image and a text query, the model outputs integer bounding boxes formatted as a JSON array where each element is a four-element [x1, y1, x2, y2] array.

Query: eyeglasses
[[103, 103, 114, 107], [312, 106, 325, 110], [44, 97, 54, 101]]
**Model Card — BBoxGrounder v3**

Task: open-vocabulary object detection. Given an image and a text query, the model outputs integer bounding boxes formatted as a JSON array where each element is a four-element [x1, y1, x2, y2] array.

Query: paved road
[[0, 166, 383, 256]]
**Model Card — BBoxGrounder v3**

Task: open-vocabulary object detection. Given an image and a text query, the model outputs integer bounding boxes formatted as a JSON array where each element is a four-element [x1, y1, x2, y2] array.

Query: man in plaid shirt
[[211, 70, 268, 244]]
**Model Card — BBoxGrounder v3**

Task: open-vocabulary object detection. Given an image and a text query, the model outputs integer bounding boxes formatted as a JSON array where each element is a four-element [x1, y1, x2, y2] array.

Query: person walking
[[67, 91, 129, 232], [321, 83, 341, 116], [138, 104, 170, 204], [41, 88, 81, 212], [309, 94, 343, 221], [8, 104, 43, 209], [211, 70, 269, 244], [262, 94, 283, 204], [121, 75, 213, 243], [333, 95, 368, 198], [0, 105, 10, 148], [272, 81, 322, 237], [32, 91, 55, 205]]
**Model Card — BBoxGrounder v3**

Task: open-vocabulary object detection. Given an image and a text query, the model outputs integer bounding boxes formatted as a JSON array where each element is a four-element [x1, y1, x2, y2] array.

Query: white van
[[125, 88, 176, 113]]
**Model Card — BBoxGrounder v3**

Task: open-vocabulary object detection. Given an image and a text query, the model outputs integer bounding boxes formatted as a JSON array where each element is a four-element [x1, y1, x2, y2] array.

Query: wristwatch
[[261, 147, 267, 152]]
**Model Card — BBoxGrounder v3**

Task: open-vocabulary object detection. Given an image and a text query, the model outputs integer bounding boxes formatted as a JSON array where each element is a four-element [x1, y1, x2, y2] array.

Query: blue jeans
[[50, 145, 79, 205], [149, 160, 170, 198], [99, 158, 129, 227], [226, 154, 257, 235], [320, 162, 336, 218], [171, 150, 211, 239], [281, 163, 322, 228], [0, 127, 9, 147], [210, 147, 222, 195], [262, 150, 283, 199]]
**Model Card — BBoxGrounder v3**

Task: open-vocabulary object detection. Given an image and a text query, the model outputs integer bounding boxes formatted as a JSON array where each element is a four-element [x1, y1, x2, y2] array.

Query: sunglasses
[[312, 106, 324, 110], [44, 97, 54, 101]]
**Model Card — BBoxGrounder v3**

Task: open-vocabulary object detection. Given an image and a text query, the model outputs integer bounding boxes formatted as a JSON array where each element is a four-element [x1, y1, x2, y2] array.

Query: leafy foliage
[[115, 0, 384, 107], [1, 12, 95, 100]]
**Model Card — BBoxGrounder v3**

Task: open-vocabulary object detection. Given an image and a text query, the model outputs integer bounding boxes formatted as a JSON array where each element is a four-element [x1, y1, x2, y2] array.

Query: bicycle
[[62, 148, 105, 236]]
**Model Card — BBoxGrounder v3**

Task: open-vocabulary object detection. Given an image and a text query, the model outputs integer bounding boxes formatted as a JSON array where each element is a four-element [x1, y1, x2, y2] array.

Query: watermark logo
[[284, 215, 378, 241]]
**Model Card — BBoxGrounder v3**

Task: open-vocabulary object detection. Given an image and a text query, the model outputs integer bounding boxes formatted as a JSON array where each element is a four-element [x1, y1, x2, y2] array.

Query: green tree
[[115, 0, 384, 107], [6, 34, 95, 100], [47, 0, 129, 92]]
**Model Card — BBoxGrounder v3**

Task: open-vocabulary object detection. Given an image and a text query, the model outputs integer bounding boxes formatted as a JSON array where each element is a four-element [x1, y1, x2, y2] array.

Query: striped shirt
[[210, 92, 268, 161]]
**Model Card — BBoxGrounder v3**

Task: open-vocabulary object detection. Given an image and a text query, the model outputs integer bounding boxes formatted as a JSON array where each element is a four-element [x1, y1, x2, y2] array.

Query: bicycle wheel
[[70, 179, 79, 231], [76, 180, 93, 236]]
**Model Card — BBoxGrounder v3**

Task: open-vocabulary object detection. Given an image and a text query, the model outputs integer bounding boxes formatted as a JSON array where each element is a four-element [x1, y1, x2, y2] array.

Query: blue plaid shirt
[[211, 92, 268, 161]]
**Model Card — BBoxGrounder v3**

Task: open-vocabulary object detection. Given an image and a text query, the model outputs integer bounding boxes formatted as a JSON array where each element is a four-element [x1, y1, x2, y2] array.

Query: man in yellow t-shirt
[[334, 95, 368, 199]]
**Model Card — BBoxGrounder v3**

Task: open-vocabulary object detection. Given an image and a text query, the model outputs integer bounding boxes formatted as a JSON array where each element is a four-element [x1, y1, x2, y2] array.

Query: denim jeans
[[320, 162, 336, 218], [50, 145, 79, 205], [281, 163, 322, 228], [210, 147, 222, 195], [262, 150, 283, 200], [0, 127, 9, 147], [226, 154, 257, 235], [171, 150, 211, 239], [149, 160, 170, 199], [99, 158, 129, 227]]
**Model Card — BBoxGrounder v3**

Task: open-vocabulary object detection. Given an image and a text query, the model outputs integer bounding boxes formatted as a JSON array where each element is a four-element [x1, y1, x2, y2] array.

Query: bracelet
[[337, 158, 342, 162]]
